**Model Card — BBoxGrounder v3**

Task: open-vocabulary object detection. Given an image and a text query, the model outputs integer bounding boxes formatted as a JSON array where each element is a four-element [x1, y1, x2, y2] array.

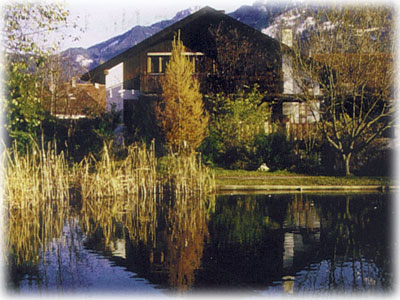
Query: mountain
[[61, 7, 200, 75], [227, 1, 295, 31], [62, 2, 303, 77]]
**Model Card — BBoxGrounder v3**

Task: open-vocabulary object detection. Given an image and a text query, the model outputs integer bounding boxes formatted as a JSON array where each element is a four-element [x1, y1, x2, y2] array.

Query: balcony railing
[[140, 72, 282, 95], [140, 73, 210, 94], [141, 74, 163, 94]]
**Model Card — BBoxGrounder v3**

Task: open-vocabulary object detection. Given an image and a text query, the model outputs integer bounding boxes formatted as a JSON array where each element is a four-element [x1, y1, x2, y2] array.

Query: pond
[[6, 192, 393, 296]]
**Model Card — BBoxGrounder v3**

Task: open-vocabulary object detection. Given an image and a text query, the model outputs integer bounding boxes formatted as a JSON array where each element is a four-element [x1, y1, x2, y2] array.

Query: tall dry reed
[[4, 141, 70, 264], [75, 141, 159, 247], [158, 152, 215, 197], [4, 141, 70, 210], [76, 142, 215, 250], [5, 139, 215, 265], [76, 141, 158, 200]]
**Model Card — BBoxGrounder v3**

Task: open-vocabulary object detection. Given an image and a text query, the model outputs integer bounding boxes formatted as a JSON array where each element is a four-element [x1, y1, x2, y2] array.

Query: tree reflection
[[6, 191, 391, 293], [125, 193, 215, 292], [199, 194, 287, 288], [78, 190, 215, 292], [316, 193, 392, 291], [160, 193, 213, 291]]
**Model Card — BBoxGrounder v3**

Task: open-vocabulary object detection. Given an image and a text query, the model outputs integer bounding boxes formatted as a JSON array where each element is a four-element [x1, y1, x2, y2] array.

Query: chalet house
[[81, 6, 321, 138]]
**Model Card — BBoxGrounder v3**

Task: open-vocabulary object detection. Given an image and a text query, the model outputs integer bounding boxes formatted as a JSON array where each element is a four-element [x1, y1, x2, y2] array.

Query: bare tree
[[287, 5, 394, 175], [208, 21, 281, 95]]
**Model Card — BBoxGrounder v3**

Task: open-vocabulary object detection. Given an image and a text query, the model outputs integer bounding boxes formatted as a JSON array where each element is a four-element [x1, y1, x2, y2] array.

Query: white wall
[[105, 62, 139, 112], [282, 54, 321, 97], [283, 54, 299, 95]]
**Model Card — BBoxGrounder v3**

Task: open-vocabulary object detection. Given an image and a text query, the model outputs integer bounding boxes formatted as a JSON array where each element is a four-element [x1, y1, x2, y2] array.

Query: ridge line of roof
[[81, 5, 281, 82], [81, 6, 217, 81]]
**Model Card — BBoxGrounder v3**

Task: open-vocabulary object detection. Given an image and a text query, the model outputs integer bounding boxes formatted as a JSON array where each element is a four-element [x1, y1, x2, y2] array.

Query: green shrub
[[201, 86, 269, 170], [41, 109, 121, 162], [254, 132, 296, 171]]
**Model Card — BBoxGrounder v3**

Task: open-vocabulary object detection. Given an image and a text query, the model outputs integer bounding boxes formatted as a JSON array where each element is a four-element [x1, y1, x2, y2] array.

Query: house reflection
[[78, 192, 390, 293], [281, 194, 321, 293], [276, 193, 391, 293], [282, 194, 321, 271]]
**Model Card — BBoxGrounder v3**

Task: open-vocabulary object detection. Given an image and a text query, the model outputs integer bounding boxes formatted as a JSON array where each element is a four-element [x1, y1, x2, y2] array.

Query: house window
[[282, 101, 320, 124], [151, 56, 160, 73], [147, 52, 204, 74], [162, 56, 170, 72]]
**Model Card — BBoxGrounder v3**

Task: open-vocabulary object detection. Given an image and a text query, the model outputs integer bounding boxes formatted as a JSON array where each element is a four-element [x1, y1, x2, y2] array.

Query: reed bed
[[76, 141, 158, 200], [4, 141, 70, 210], [158, 152, 215, 197], [4, 141, 70, 264], [75, 141, 215, 200], [5, 139, 215, 266], [76, 142, 215, 250]]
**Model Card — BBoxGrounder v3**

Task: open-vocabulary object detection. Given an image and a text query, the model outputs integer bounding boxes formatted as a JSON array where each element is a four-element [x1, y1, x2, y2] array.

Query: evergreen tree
[[156, 32, 209, 153]]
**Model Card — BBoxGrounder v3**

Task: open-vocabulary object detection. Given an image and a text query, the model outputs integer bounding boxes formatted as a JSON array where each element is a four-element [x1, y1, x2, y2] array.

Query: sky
[[61, 0, 257, 50]]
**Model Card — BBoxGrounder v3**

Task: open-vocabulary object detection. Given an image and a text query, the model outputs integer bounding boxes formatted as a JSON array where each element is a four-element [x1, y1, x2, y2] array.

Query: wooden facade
[[81, 6, 320, 140], [81, 6, 282, 96]]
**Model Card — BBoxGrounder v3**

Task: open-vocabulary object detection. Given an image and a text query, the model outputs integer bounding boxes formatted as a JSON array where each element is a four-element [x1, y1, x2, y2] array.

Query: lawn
[[213, 168, 392, 187]]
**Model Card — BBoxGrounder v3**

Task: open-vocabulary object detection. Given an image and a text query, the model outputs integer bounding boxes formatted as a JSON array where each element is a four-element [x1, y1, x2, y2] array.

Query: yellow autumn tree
[[156, 32, 209, 153]]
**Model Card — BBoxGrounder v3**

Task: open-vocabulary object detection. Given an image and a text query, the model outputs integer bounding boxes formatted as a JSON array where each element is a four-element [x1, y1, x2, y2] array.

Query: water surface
[[6, 192, 393, 295]]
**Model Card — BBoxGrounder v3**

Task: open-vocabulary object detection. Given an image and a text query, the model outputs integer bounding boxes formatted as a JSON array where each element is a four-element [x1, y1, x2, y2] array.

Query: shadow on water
[[6, 191, 392, 295]]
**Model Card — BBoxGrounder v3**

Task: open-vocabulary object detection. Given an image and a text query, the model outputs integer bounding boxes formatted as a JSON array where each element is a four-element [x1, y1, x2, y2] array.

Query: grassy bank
[[214, 168, 392, 187]]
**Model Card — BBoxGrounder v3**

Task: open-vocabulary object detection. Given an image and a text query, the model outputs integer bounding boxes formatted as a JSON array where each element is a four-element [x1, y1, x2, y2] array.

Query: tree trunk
[[343, 153, 352, 176]]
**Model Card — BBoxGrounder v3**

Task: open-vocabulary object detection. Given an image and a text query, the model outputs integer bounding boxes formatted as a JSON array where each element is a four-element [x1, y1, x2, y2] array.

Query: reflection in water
[[156, 193, 214, 291], [6, 199, 69, 288], [77, 190, 215, 292], [6, 192, 392, 294], [198, 193, 391, 293]]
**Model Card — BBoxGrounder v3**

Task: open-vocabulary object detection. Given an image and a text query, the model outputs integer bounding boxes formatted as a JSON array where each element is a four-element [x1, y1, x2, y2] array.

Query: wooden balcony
[[140, 72, 281, 95], [140, 73, 210, 95], [140, 74, 163, 94]]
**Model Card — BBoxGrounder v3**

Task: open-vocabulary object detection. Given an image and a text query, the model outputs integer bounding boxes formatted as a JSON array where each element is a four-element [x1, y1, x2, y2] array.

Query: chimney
[[282, 28, 293, 47]]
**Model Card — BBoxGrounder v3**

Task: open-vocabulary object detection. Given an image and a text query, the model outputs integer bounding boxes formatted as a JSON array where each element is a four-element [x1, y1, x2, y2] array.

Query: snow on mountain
[[75, 55, 93, 68], [261, 6, 315, 40], [62, 3, 314, 78]]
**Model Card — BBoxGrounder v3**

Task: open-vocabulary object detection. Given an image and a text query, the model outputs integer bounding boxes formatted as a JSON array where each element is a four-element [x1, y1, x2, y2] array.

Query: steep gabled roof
[[81, 6, 281, 84]]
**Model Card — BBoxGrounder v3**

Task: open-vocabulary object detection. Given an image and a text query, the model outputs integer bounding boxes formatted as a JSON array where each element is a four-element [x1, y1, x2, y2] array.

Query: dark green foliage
[[294, 149, 324, 175], [124, 95, 166, 156], [41, 109, 120, 162], [352, 141, 392, 176], [198, 128, 223, 167], [218, 144, 259, 170], [253, 132, 296, 171], [201, 130, 297, 171]]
